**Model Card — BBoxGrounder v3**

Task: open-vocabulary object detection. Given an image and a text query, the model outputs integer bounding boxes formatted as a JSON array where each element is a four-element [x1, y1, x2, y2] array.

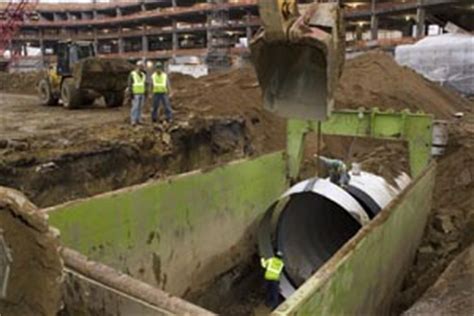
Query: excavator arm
[[250, 1, 345, 121]]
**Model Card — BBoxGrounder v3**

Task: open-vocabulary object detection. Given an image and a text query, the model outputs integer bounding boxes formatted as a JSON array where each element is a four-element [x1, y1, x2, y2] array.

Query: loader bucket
[[250, 3, 344, 120], [73, 57, 134, 92]]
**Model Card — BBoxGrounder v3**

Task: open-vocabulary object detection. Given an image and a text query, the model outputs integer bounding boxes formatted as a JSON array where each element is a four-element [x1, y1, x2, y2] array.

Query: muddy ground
[[0, 51, 473, 315], [0, 92, 281, 207], [393, 113, 474, 314], [403, 244, 474, 316]]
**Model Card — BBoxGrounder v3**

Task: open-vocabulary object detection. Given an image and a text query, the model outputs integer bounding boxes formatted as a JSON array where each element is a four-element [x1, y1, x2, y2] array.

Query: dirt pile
[[0, 117, 250, 207], [402, 244, 474, 316], [0, 187, 63, 316], [1, 51, 470, 121], [0, 71, 41, 94], [0, 52, 472, 315], [171, 68, 287, 155], [187, 255, 266, 316], [335, 52, 471, 118], [394, 114, 474, 312], [299, 135, 409, 185], [2, 52, 472, 208]]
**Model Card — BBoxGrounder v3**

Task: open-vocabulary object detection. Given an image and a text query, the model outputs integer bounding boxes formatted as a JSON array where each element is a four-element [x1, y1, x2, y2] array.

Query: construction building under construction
[[0, 1, 473, 316], [2, 0, 473, 66]]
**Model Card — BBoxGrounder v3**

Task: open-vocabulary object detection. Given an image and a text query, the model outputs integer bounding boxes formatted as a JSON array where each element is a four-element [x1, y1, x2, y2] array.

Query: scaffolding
[[0, 0, 37, 69], [205, 0, 232, 70]]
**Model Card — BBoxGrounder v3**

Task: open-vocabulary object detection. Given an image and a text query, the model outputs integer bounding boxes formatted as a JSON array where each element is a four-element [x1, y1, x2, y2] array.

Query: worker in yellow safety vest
[[261, 250, 284, 309], [151, 62, 173, 123], [128, 60, 147, 126]]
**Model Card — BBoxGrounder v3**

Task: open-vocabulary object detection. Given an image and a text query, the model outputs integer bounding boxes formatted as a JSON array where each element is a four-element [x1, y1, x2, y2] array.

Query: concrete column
[[355, 25, 363, 41], [116, 7, 122, 17], [416, 0, 426, 38], [172, 19, 178, 51], [53, 13, 58, 21], [370, 0, 378, 40], [93, 28, 98, 53], [141, 1, 146, 12], [370, 15, 379, 40], [206, 13, 212, 49], [7, 39, 12, 56], [66, 11, 72, 20], [93, 10, 98, 19], [39, 29, 45, 55], [245, 11, 252, 43], [403, 22, 413, 38], [142, 35, 148, 52], [171, 0, 177, 7], [142, 25, 148, 52], [118, 28, 124, 54]]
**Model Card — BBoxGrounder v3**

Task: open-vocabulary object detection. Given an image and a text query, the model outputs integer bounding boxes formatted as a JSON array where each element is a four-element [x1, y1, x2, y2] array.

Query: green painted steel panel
[[275, 162, 436, 315], [47, 152, 288, 296], [287, 110, 433, 179]]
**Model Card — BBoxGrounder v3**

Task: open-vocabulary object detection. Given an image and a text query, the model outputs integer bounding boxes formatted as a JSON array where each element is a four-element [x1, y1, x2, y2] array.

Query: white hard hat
[[136, 60, 144, 67]]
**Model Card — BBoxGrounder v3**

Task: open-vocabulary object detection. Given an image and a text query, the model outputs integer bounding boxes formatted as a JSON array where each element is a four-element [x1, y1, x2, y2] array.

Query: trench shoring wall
[[275, 162, 436, 315], [46, 152, 287, 296]]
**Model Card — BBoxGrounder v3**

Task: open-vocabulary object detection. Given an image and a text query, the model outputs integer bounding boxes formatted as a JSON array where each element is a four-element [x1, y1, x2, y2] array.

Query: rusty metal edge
[[61, 247, 215, 316], [273, 160, 437, 314]]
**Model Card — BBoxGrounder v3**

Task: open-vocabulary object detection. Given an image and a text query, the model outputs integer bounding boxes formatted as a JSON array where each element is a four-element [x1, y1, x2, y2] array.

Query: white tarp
[[168, 64, 208, 78], [395, 34, 474, 96]]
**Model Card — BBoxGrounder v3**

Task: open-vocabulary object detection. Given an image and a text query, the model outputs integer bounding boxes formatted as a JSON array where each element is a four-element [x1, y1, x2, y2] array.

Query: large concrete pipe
[[258, 170, 411, 298]]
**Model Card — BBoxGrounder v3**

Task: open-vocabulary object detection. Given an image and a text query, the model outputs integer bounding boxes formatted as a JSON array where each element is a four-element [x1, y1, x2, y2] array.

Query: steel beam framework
[[287, 109, 433, 180]]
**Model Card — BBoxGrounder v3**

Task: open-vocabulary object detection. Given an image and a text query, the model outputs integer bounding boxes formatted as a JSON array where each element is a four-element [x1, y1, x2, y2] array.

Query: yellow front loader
[[38, 40, 133, 109]]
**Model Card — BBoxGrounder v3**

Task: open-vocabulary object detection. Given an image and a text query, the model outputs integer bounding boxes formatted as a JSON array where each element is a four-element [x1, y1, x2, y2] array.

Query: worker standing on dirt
[[261, 251, 284, 309], [151, 62, 173, 123], [128, 60, 147, 126]]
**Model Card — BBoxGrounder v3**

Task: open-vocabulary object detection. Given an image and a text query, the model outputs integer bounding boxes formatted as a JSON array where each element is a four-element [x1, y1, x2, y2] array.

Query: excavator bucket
[[250, 2, 345, 120]]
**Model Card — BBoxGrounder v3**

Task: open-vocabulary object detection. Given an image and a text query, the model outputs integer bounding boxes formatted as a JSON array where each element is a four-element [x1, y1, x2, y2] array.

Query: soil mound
[[0, 71, 41, 94], [171, 68, 287, 154], [335, 52, 470, 118], [0, 187, 63, 316], [403, 244, 474, 316], [395, 115, 474, 312]]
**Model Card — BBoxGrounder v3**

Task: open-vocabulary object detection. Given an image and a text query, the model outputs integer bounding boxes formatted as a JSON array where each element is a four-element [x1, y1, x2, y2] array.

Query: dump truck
[[38, 40, 133, 109]]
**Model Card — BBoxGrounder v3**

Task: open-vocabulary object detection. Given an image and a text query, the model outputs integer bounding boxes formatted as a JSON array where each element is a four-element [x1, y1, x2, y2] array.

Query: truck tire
[[38, 79, 58, 106], [61, 78, 82, 109], [104, 91, 125, 108], [82, 96, 96, 106]]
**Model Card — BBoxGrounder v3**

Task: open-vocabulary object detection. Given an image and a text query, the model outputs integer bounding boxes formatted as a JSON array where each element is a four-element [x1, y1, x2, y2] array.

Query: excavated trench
[[185, 253, 266, 315], [0, 117, 249, 208], [0, 117, 447, 315], [0, 116, 270, 315]]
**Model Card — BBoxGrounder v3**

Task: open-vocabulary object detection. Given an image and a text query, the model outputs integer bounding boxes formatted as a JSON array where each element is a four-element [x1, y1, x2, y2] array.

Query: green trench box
[[45, 109, 435, 315]]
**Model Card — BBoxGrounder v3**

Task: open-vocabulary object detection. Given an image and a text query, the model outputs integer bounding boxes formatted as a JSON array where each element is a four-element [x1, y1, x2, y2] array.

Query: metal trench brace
[[259, 108, 434, 297]]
